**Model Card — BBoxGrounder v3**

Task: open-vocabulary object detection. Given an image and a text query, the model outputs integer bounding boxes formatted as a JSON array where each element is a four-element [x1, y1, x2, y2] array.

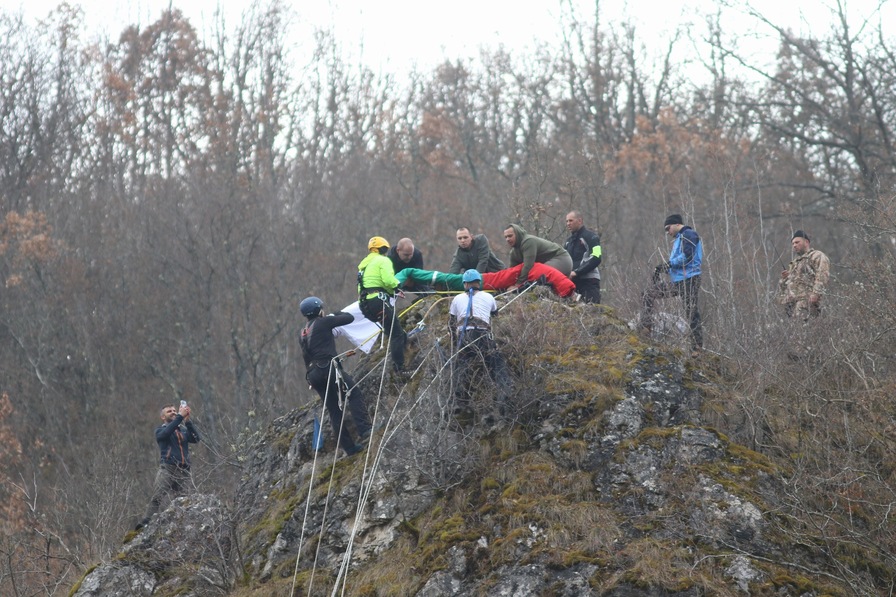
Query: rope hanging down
[[292, 288, 526, 596]]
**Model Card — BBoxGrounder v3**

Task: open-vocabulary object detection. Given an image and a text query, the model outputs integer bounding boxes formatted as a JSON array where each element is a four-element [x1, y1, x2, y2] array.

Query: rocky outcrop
[[71, 298, 866, 595], [71, 494, 233, 596], [222, 337, 799, 595]]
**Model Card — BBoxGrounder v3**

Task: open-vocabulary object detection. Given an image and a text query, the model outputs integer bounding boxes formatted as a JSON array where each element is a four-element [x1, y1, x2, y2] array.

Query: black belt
[[360, 288, 389, 298], [458, 327, 491, 336]]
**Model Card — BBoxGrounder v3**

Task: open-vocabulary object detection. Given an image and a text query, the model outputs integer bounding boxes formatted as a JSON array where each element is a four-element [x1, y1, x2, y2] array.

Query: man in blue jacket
[[137, 402, 201, 530], [640, 214, 704, 354]]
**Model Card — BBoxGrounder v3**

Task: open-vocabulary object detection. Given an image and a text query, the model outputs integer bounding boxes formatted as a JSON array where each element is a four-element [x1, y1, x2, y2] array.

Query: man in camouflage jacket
[[778, 230, 830, 320]]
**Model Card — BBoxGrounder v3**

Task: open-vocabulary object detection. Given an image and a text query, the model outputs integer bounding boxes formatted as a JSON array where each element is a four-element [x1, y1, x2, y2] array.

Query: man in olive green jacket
[[503, 224, 573, 285]]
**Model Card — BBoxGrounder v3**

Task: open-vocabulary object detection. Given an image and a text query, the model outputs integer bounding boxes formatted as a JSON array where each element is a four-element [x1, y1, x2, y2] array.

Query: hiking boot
[[342, 443, 364, 457], [391, 365, 411, 381], [358, 429, 372, 446], [516, 281, 536, 293]]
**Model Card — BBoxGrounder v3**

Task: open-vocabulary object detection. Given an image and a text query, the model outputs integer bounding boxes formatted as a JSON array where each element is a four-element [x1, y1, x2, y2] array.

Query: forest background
[[1, 0, 895, 593]]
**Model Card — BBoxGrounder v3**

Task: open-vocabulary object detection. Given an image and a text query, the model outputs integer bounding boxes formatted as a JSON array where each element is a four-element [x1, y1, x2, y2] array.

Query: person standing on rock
[[778, 230, 830, 320], [137, 402, 200, 530], [300, 296, 372, 456], [564, 211, 603, 304], [639, 214, 704, 356], [448, 270, 511, 417], [358, 236, 408, 374]]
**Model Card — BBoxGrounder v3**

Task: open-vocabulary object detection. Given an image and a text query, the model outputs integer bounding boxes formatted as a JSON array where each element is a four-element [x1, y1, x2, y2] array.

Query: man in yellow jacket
[[358, 236, 408, 373]]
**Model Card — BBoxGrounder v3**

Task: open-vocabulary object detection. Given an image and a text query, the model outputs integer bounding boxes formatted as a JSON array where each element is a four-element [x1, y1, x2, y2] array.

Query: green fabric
[[395, 268, 464, 291]]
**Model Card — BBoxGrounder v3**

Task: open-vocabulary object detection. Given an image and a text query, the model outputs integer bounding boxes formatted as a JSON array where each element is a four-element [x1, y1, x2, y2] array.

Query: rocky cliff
[[71, 289, 883, 596]]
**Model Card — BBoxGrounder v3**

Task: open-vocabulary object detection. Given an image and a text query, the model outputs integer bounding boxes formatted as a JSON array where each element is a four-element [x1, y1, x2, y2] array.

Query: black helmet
[[300, 296, 323, 318]]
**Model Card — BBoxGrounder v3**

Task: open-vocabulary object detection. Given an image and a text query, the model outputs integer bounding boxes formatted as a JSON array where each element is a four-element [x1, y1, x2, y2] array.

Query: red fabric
[[482, 263, 575, 297]]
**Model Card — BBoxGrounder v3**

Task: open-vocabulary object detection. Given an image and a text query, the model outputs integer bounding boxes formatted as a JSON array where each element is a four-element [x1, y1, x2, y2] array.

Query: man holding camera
[[136, 402, 200, 530]]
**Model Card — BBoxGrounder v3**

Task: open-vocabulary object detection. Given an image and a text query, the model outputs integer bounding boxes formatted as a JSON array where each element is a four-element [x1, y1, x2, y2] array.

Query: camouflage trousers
[[784, 299, 821, 321]]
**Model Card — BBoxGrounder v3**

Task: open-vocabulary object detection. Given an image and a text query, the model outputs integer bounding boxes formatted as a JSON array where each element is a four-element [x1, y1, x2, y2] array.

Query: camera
[[180, 400, 188, 409]]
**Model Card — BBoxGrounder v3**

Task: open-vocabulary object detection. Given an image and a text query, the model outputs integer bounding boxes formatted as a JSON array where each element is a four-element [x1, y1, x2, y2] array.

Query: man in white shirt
[[448, 270, 511, 418]]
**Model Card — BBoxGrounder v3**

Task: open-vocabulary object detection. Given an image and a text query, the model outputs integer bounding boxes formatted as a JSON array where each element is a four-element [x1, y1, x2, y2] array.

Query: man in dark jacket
[[137, 402, 200, 530], [640, 214, 704, 355], [564, 211, 602, 304], [387, 238, 427, 291], [387, 238, 424, 274], [449, 227, 506, 274], [300, 296, 372, 456]]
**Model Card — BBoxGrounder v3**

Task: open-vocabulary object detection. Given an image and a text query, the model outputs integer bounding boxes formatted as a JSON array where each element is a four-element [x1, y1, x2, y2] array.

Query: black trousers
[[574, 277, 601, 304], [307, 363, 371, 453], [641, 275, 703, 349], [453, 329, 511, 406], [360, 296, 407, 370]]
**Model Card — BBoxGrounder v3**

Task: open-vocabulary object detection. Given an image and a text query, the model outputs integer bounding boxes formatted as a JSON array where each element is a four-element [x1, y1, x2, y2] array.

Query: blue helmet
[[462, 269, 482, 284], [300, 296, 323, 318]]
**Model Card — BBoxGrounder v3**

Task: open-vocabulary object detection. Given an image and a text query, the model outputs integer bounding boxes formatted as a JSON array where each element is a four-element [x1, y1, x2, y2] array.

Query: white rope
[[332, 346, 452, 595], [293, 300, 404, 596], [331, 291, 512, 593], [291, 361, 341, 597], [297, 290, 526, 596], [290, 339, 389, 596], [496, 281, 537, 312]]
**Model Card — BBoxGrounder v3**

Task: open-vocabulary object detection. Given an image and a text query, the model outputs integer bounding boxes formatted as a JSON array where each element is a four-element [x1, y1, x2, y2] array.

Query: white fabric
[[449, 290, 497, 329], [332, 301, 381, 353]]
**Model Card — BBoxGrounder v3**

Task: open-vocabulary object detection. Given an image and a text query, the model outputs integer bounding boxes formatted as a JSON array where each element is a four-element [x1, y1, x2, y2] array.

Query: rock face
[[71, 300, 866, 595], [72, 494, 233, 597]]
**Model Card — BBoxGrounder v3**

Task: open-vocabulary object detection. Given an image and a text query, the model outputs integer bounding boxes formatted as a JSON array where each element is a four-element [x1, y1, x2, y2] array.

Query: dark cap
[[663, 214, 683, 227], [792, 230, 810, 242]]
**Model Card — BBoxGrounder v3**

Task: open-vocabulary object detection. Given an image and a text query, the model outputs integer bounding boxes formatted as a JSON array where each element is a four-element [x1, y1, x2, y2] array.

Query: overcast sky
[[8, 0, 894, 76]]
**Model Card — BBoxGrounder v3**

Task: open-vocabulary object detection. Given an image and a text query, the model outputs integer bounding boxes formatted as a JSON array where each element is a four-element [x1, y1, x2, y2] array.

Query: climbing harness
[[293, 286, 535, 596]]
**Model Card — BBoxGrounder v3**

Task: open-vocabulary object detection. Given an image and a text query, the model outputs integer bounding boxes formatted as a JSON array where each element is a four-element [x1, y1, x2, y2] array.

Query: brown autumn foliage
[[0, 0, 894, 593], [0, 392, 26, 532]]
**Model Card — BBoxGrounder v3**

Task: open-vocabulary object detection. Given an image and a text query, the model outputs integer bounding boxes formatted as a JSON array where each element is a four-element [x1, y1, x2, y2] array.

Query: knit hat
[[663, 214, 683, 227], [792, 230, 810, 242]]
